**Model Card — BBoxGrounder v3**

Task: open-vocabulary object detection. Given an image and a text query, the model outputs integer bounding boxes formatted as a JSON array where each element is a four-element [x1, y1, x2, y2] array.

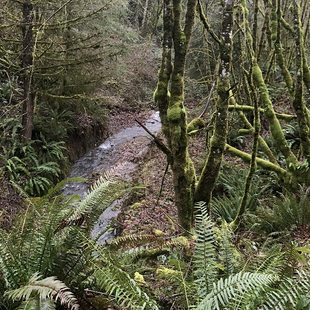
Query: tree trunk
[[154, 0, 197, 232], [21, 0, 35, 140], [141, 0, 150, 35], [194, 0, 235, 208]]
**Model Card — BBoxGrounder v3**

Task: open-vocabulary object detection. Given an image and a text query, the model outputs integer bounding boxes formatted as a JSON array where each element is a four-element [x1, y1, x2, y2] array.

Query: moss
[[303, 56, 310, 93], [180, 31, 187, 45], [156, 267, 182, 279], [153, 85, 171, 103], [153, 229, 167, 236], [134, 272, 147, 286], [238, 129, 253, 135], [225, 144, 288, 177], [167, 104, 183, 122], [270, 10, 277, 42], [187, 117, 205, 134], [252, 63, 298, 167], [130, 201, 144, 209], [172, 236, 190, 248]]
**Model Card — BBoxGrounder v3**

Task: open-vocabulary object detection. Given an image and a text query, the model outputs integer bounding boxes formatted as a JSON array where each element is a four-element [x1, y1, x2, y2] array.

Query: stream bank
[[62, 111, 162, 243]]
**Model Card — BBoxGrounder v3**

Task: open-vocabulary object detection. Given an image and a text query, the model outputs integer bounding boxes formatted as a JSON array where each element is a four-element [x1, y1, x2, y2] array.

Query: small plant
[[0, 173, 157, 309], [254, 186, 310, 233], [0, 118, 66, 196], [211, 163, 274, 223]]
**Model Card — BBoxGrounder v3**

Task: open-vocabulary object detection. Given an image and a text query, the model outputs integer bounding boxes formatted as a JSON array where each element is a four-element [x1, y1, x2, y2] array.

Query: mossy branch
[[197, 0, 222, 45], [228, 105, 296, 120], [225, 144, 288, 177]]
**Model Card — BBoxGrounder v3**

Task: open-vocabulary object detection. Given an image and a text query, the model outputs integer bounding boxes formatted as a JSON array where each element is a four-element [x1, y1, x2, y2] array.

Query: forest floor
[[104, 106, 181, 236], [111, 100, 207, 238]]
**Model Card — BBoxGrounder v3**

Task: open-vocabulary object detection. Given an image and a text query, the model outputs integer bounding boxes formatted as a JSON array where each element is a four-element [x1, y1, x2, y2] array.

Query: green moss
[[153, 229, 167, 236], [167, 104, 183, 122], [225, 144, 288, 177], [180, 31, 186, 45], [156, 266, 182, 279], [172, 125, 182, 141], [187, 117, 205, 134], [270, 10, 277, 42], [172, 236, 190, 248], [134, 272, 147, 286], [153, 86, 171, 103], [130, 201, 144, 209], [303, 56, 310, 93], [253, 63, 298, 167]]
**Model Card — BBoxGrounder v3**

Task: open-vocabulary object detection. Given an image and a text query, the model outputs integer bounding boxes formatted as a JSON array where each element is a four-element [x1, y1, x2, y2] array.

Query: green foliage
[[282, 120, 301, 150], [211, 163, 274, 223], [196, 272, 276, 310], [84, 239, 159, 310], [254, 186, 310, 233], [261, 269, 310, 310], [0, 173, 157, 309], [0, 118, 66, 196], [192, 202, 310, 310], [6, 272, 78, 310], [33, 106, 75, 142], [194, 202, 218, 299]]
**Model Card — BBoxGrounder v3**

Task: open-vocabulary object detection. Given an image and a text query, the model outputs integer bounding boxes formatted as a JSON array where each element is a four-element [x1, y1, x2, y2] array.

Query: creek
[[61, 111, 161, 243]]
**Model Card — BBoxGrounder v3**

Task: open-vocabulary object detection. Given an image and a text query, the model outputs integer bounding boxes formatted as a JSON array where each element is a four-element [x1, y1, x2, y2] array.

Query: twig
[[198, 79, 216, 118], [84, 289, 109, 297], [135, 119, 172, 159], [156, 162, 169, 206]]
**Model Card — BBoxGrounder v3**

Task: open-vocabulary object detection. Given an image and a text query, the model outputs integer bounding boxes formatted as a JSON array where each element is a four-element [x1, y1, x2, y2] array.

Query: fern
[[84, 239, 159, 310], [261, 269, 310, 310], [17, 298, 55, 310], [194, 202, 218, 300], [6, 272, 79, 310], [217, 222, 235, 278], [196, 272, 277, 310]]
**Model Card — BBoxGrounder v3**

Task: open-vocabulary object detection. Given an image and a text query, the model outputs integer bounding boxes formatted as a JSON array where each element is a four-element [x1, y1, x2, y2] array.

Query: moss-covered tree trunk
[[292, 0, 310, 160], [194, 0, 234, 208], [155, 0, 197, 231]]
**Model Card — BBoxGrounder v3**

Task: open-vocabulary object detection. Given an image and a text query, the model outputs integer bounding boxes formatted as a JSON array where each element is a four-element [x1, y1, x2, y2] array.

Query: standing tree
[[154, 0, 235, 231]]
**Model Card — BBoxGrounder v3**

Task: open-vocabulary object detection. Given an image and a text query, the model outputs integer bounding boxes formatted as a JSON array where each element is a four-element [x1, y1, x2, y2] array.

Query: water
[[62, 111, 161, 243]]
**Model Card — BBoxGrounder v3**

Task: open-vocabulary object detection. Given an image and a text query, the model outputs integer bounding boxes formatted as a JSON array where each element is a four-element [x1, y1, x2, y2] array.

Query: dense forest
[[1, 0, 310, 309]]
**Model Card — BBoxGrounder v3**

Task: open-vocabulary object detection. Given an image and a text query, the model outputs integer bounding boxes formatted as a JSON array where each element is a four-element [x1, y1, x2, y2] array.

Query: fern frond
[[261, 269, 310, 310], [46, 178, 87, 200], [83, 237, 159, 310], [196, 272, 277, 310], [6, 272, 79, 309], [93, 264, 159, 310], [194, 202, 218, 299], [217, 222, 236, 277], [107, 234, 164, 248], [17, 297, 55, 310], [246, 244, 285, 276]]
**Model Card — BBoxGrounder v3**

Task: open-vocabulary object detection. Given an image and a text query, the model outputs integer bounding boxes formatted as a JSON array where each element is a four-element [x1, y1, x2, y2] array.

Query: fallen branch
[[135, 119, 172, 160]]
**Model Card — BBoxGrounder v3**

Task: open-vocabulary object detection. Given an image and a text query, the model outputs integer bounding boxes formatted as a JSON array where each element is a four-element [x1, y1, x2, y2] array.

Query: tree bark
[[155, 0, 197, 231], [21, 0, 35, 140], [194, 0, 235, 208]]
